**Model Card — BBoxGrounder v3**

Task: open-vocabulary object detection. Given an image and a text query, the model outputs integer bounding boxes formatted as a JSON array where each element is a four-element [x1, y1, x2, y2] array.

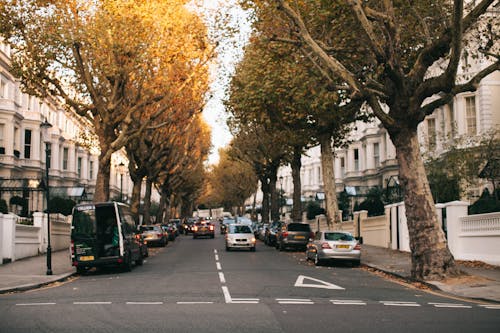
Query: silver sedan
[[306, 231, 361, 266]]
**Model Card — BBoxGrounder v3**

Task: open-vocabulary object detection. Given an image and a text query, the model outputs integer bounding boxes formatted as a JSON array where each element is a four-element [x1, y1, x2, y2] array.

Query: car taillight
[[194, 226, 198, 232], [309, 232, 315, 239], [282, 232, 289, 238], [354, 243, 361, 250], [71, 240, 75, 254], [321, 242, 332, 249], [158, 233, 163, 238], [209, 225, 214, 231]]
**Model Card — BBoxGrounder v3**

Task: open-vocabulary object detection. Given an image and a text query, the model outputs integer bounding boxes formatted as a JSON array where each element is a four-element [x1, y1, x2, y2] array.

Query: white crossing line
[[479, 304, 500, 310], [429, 302, 472, 309], [73, 302, 112, 305], [276, 298, 314, 305], [330, 299, 367, 305], [216, 262, 222, 270], [380, 301, 420, 307], [221, 286, 259, 304], [16, 303, 56, 306], [218, 272, 226, 284], [177, 302, 214, 304], [126, 302, 163, 305]]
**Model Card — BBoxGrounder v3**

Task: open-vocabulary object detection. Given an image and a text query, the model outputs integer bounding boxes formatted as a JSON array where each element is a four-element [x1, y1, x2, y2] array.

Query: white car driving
[[225, 224, 256, 251]]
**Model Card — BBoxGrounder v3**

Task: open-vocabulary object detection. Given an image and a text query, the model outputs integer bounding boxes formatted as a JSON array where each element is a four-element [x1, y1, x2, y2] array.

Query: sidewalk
[[361, 245, 500, 303], [1, 246, 499, 303], [0, 249, 75, 293]]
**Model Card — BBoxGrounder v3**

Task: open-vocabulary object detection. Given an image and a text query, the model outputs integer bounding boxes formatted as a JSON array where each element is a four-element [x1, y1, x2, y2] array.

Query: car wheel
[[211, 235, 215, 239], [352, 259, 361, 267], [136, 253, 144, 266], [144, 248, 149, 258], [76, 266, 86, 274], [226, 246, 230, 251], [123, 252, 133, 272], [250, 246, 256, 252], [314, 253, 322, 266], [279, 243, 284, 251]]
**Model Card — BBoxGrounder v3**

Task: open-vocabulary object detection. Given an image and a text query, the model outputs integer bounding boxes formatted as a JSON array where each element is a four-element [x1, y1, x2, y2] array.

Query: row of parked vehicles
[[255, 220, 362, 266], [70, 202, 183, 274]]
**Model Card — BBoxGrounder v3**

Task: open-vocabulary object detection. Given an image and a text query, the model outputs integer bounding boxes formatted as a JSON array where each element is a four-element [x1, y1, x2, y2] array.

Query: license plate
[[295, 235, 305, 239], [336, 245, 350, 249], [79, 256, 94, 261]]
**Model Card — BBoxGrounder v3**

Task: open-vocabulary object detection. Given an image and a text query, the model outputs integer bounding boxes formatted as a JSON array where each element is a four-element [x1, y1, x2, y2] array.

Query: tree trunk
[[129, 175, 143, 224], [156, 187, 168, 224], [260, 177, 270, 224], [270, 175, 279, 222], [391, 128, 459, 280], [94, 154, 111, 202], [319, 134, 340, 226], [291, 146, 302, 222], [142, 178, 153, 224]]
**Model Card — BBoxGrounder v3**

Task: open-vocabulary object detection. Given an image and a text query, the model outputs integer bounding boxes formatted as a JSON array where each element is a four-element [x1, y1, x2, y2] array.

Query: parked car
[[135, 232, 149, 258], [220, 218, 236, 234], [70, 202, 143, 273], [225, 224, 256, 251], [305, 231, 361, 266], [161, 223, 177, 241], [193, 220, 215, 239], [264, 221, 283, 246], [169, 219, 182, 236], [182, 218, 198, 235], [257, 223, 269, 241], [275, 222, 314, 251], [139, 225, 168, 247]]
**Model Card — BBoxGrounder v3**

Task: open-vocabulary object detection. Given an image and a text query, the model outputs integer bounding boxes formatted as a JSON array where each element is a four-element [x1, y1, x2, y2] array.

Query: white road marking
[[429, 302, 472, 309], [214, 249, 218, 254], [16, 303, 56, 306], [479, 304, 500, 310], [294, 275, 344, 290], [177, 302, 214, 304], [218, 272, 226, 284], [221, 286, 259, 304], [126, 302, 163, 305], [330, 299, 367, 305], [73, 302, 112, 305], [381, 301, 420, 307], [277, 298, 314, 305], [215, 254, 219, 261], [216, 262, 222, 270]]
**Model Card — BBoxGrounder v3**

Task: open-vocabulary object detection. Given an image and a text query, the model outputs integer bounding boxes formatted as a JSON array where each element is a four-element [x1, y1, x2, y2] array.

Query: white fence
[[0, 212, 71, 264], [309, 201, 500, 266]]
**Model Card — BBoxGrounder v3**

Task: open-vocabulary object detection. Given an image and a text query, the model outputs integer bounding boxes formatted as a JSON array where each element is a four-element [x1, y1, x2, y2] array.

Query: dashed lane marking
[[73, 302, 112, 305], [380, 301, 421, 307], [216, 262, 222, 270], [16, 303, 56, 306], [126, 302, 163, 305], [277, 298, 314, 305], [330, 299, 367, 305], [479, 304, 500, 310], [429, 302, 472, 309], [218, 272, 226, 284], [177, 302, 214, 304]]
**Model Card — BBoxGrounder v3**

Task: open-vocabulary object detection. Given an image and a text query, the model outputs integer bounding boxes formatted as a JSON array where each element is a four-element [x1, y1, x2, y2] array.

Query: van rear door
[[71, 204, 99, 262]]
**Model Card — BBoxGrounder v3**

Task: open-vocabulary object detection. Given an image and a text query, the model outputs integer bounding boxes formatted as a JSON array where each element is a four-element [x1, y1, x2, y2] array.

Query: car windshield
[[224, 219, 236, 224], [325, 232, 354, 241], [287, 223, 311, 232], [229, 225, 252, 234], [140, 226, 157, 232]]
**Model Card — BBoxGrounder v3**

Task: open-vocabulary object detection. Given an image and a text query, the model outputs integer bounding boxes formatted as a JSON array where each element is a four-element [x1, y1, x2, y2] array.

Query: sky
[[196, 0, 253, 165]]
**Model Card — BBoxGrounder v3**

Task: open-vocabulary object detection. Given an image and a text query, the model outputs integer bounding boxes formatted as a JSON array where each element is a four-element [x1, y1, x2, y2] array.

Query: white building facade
[[0, 42, 132, 215]]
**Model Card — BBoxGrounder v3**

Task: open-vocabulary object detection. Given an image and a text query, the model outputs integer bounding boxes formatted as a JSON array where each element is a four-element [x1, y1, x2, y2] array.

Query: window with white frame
[[24, 129, 32, 159], [77, 157, 82, 178], [89, 161, 94, 179], [373, 142, 380, 167], [63, 147, 69, 170], [0, 79, 5, 98], [340, 157, 345, 178], [354, 149, 359, 171], [465, 96, 477, 135]]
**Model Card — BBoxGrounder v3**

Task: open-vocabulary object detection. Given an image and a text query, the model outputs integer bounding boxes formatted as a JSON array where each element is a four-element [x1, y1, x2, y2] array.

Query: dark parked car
[[264, 221, 283, 246], [220, 218, 236, 234], [275, 222, 314, 251]]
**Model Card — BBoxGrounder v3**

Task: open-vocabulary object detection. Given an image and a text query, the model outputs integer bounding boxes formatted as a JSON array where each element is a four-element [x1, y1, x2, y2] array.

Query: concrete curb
[[0, 272, 76, 295]]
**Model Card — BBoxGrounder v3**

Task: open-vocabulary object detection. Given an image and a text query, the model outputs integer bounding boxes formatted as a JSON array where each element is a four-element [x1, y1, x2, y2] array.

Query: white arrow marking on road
[[294, 275, 345, 290]]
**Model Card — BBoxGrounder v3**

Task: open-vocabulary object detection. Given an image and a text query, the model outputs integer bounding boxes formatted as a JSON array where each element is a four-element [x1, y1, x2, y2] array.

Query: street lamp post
[[40, 119, 53, 276], [117, 162, 125, 202], [279, 176, 284, 217]]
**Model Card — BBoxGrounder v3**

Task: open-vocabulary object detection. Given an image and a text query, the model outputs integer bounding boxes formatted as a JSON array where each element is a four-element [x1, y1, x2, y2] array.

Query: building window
[[63, 147, 69, 170], [373, 143, 380, 167], [77, 157, 82, 178], [0, 124, 4, 153], [89, 161, 94, 179], [465, 96, 477, 135], [13, 127, 20, 157], [427, 118, 436, 150], [340, 157, 345, 178], [354, 149, 359, 171], [24, 129, 32, 159], [317, 166, 322, 183], [0, 80, 5, 98]]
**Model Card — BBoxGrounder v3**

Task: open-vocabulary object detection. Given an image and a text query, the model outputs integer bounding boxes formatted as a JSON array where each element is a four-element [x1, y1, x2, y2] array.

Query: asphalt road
[[0, 228, 499, 333]]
